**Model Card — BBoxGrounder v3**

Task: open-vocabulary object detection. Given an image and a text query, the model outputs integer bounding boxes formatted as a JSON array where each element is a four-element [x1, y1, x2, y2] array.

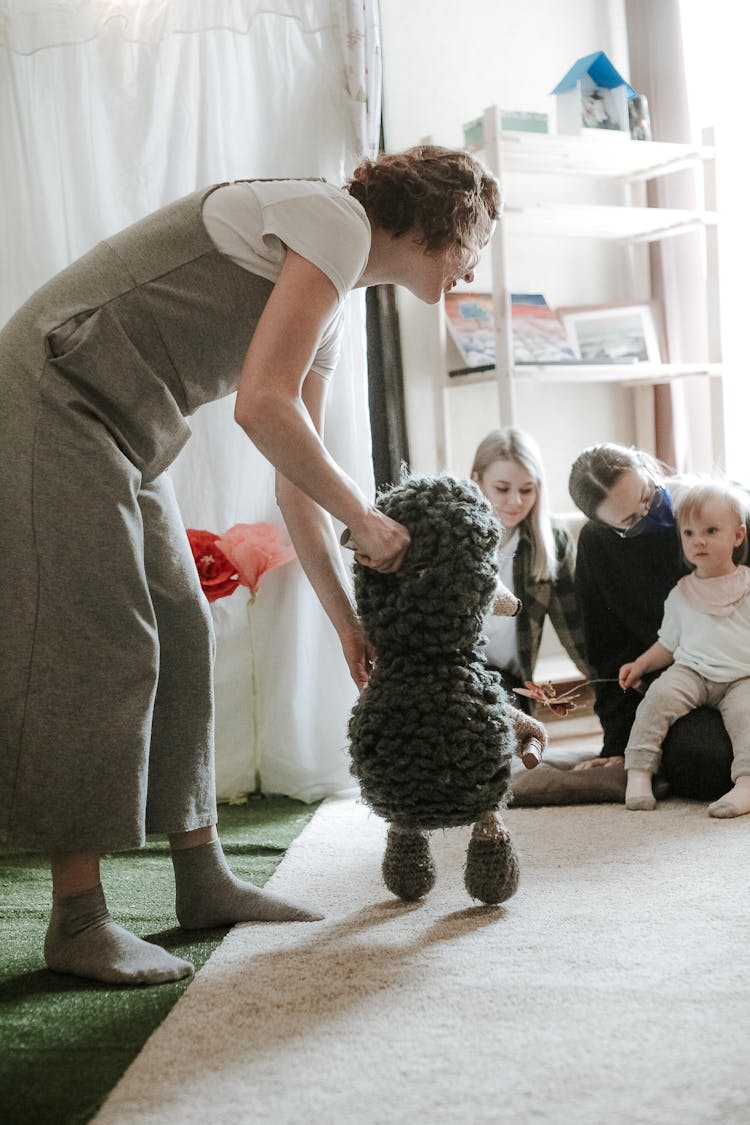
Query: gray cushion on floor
[[509, 761, 627, 806]]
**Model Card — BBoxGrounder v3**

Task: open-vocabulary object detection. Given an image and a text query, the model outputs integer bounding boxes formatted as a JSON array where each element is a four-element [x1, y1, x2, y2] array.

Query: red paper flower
[[186, 529, 240, 602], [187, 523, 296, 603]]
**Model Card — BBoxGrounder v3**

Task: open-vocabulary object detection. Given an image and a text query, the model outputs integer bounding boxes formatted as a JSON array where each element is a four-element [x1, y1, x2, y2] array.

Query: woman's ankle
[[50, 851, 102, 898], [169, 824, 218, 851]]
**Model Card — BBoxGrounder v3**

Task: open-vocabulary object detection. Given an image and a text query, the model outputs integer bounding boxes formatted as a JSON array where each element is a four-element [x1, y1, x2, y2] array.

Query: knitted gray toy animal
[[347, 473, 547, 905]]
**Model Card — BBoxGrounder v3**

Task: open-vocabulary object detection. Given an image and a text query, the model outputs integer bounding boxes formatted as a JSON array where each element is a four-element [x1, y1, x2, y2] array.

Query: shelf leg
[[634, 385, 656, 454]]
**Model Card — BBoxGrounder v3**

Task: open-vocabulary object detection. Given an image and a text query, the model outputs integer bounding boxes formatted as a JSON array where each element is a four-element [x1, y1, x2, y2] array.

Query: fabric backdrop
[[0, 0, 382, 801]]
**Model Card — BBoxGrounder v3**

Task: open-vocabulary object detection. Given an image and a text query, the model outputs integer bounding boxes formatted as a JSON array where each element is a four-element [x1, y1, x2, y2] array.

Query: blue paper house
[[551, 51, 635, 135]]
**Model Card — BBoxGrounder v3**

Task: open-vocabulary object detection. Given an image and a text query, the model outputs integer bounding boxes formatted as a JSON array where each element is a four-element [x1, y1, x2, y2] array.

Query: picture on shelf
[[444, 292, 495, 370], [510, 294, 578, 363], [559, 302, 662, 363], [444, 292, 576, 373], [580, 86, 629, 132]]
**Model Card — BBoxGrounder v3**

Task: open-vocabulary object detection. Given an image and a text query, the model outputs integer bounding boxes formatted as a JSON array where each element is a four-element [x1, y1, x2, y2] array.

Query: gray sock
[[172, 839, 323, 928], [44, 884, 194, 985]]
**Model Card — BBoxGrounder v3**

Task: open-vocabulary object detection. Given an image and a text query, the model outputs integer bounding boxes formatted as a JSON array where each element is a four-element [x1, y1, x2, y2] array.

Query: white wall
[[681, 0, 750, 487], [378, 0, 637, 515]]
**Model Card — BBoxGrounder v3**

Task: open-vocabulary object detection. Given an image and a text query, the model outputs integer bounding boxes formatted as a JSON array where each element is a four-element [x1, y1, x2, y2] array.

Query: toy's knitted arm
[[507, 705, 547, 769], [491, 583, 521, 617]]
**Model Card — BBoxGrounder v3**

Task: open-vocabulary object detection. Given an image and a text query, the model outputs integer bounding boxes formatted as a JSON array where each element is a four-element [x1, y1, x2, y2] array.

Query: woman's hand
[[347, 508, 411, 573], [338, 620, 376, 692], [574, 755, 625, 771]]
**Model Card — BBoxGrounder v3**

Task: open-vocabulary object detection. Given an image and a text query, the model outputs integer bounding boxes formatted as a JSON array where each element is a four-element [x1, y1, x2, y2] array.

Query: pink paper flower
[[215, 522, 296, 596]]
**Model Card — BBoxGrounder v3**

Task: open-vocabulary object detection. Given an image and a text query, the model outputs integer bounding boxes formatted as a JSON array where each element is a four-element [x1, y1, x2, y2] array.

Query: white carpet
[[95, 794, 750, 1125]]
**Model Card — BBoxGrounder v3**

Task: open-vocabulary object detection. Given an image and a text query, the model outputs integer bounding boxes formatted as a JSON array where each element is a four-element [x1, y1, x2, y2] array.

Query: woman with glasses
[[567, 442, 741, 799]]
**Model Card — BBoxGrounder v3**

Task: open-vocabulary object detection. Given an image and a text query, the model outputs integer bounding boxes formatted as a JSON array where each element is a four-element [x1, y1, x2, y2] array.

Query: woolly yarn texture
[[348, 475, 517, 831]]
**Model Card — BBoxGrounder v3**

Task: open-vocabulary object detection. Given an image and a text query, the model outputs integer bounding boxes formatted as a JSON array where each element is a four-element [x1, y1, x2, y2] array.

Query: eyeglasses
[[610, 481, 666, 539]]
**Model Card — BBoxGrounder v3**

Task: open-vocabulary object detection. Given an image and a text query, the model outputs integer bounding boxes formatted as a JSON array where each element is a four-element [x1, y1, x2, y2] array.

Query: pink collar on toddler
[[678, 566, 750, 616]]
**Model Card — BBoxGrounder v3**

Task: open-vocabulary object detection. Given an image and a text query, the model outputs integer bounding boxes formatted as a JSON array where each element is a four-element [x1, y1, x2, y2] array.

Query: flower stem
[[246, 593, 262, 794]]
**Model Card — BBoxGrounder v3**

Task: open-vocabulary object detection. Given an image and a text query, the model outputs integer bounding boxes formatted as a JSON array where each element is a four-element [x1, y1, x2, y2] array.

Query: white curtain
[[1, 0, 382, 802]]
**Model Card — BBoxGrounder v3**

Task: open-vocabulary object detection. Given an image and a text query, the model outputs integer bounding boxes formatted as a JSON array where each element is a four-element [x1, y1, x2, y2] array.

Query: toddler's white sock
[[625, 768, 656, 811], [707, 775, 750, 818]]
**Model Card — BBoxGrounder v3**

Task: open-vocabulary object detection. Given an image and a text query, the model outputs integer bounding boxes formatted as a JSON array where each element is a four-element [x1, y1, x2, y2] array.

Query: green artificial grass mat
[[0, 795, 320, 1125]]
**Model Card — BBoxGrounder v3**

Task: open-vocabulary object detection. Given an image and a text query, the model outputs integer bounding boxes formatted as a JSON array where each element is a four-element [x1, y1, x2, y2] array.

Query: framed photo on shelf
[[510, 293, 577, 363], [558, 302, 663, 363], [443, 292, 495, 370], [444, 292, 575, 373]]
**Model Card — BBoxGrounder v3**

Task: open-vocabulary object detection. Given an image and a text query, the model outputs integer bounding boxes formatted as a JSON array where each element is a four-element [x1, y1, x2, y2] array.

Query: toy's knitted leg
[[464, 811, 519, 904], [382, 825, 436, 902]]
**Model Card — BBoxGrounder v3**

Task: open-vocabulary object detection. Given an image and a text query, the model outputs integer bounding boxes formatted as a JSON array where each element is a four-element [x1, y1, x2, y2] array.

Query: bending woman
[[0, 146, 500, 984], [471, 427, 588, 708], [568, 442, 739, 798]]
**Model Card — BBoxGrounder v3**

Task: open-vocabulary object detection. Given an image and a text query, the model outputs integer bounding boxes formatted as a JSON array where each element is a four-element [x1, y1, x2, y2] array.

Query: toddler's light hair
[[676, 479, 749, 566]]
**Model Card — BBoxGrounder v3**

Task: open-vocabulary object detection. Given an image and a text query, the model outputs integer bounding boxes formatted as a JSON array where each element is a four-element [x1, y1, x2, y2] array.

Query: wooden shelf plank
[[504, 203, 717, 241], [489, 131, 714, 180], [444, 362, 722, 388], [434, 106, 726, 474]]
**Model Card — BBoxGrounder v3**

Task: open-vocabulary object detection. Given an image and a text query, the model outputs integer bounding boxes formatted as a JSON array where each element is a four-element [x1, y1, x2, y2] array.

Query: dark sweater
[[575, 521, 685, 756]]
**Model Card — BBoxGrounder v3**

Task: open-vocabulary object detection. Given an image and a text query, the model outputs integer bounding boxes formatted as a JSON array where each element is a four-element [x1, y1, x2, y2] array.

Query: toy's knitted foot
[[464, 811, 519, 905], [382, 825, 435, 902]]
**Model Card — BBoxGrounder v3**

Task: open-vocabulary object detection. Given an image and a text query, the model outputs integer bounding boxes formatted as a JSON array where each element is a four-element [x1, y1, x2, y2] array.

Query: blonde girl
[[471, 427, 587, 704]]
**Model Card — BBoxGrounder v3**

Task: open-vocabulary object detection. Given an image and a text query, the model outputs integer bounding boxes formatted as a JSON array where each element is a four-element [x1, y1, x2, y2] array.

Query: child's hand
[[619, 662, 641, 691]]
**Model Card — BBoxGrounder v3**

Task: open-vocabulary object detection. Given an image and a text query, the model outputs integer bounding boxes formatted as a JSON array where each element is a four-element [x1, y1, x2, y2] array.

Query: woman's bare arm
[[234, 248, 409, 572], [274, 373, 371, 688]]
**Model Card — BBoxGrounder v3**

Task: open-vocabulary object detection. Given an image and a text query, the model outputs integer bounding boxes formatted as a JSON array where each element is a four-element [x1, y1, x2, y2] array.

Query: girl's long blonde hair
[[471, 427, 557, 582]]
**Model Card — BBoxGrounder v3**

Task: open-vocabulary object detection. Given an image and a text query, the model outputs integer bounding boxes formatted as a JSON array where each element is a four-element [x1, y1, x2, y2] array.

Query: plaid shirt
[[512, 521, 588, 682]]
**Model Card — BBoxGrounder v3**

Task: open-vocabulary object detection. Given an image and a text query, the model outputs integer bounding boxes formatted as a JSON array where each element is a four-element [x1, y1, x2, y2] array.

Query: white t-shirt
[[659, 581, 750, 681], [201, 179, 371, 380], [482, 529, 521, 674]]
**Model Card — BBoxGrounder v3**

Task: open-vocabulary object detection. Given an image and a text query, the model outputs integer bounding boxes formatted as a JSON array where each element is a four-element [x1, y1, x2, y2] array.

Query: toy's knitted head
[[354, 474, 501, 658]]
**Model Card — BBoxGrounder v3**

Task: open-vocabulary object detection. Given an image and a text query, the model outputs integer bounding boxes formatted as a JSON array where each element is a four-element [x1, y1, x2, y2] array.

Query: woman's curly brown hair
[[345, 145, 501, 253]]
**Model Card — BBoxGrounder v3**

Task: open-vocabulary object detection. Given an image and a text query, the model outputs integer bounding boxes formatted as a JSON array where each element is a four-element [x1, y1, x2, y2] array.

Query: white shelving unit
[[435, 104, 724, 471]]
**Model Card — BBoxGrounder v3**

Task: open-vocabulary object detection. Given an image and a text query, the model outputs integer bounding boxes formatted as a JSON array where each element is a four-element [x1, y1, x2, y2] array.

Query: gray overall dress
[[0, 187, 277, 851]]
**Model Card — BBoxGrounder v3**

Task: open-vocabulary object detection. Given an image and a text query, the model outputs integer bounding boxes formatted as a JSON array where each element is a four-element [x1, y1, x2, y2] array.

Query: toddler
[[619, 480, 750, 816]]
